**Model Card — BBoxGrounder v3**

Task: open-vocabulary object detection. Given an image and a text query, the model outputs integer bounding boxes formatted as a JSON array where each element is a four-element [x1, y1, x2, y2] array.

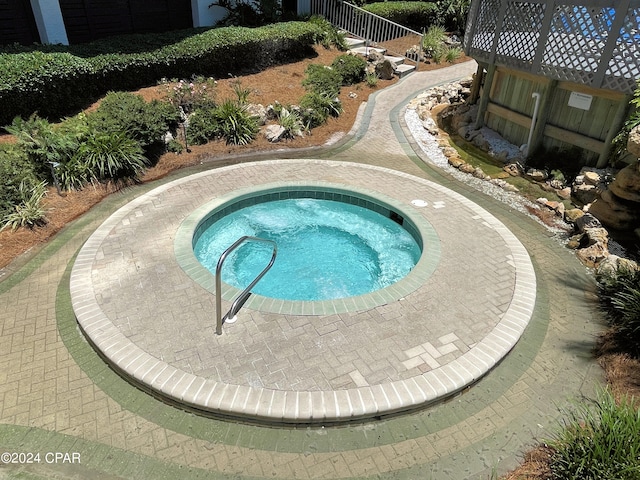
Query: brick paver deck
[[70, 160, 535, 423], [0, 61, 604, 479]]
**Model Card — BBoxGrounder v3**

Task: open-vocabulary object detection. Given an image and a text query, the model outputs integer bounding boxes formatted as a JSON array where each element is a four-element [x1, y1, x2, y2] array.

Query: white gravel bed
[[404, 107, 571, 236]]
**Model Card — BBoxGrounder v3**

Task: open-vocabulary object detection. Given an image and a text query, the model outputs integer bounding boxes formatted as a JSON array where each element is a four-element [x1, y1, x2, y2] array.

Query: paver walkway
[[0, 61, 603, 479]]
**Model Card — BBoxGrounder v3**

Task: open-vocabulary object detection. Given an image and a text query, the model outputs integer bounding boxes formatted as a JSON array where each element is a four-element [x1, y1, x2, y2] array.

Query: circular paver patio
[[70, 159, 535, 424]]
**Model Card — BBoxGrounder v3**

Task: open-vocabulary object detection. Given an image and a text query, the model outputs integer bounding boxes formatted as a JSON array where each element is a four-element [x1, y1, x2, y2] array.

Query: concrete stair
[[344, 37, 416, 78]]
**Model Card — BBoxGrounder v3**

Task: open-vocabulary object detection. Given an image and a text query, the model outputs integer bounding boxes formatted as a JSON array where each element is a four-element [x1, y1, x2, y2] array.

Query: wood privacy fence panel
[[547, 87, 621, 142], [485, 70, 547, 147], [465, 0, 640, 94], [484, 68, 627, 164], [60, 0, 192, 44], [0, 0, 39, 45]]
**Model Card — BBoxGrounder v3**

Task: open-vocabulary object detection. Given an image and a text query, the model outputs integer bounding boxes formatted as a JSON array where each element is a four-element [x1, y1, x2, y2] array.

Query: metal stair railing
[[215, 236, 277, 335], [310, 0, 424, 66]]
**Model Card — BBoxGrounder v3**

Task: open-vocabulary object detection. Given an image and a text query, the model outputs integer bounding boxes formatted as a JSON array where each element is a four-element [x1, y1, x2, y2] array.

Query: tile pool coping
[[70, 160, 537, 425], [174, 182, 441, 316]]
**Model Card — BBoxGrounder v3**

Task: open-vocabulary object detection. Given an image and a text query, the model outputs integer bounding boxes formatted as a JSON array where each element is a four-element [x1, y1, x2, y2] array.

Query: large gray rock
[[596, 254, 639, 279], [246, 103, 268, 125], [589, 189, 640, 230], [609, 162, 640, 202], [375, 60, 395, 80], [574, 213, 602, 232], [263, 125, 286, 143], [628, 125, 640, 158]]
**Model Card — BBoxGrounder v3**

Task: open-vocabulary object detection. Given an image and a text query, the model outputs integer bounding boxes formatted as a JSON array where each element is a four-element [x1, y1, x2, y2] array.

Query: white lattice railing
[[464, 0, 640, 94], [309, 0, 424, 65]]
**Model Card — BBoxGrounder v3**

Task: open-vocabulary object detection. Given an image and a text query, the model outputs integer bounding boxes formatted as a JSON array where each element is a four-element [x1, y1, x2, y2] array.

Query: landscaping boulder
[[571, 168, 609, 205], [263, 125, 286, 142], [526, 168, 548, 182], [609, 162, 640, 202], [589, 189, 640, 230], [375, 59, 396, 80], [564, 208, 585, 224], [628, 125, 640, 158], [246, 103, 268, 125], [586, 162, 640, 230], [574, 212, 602, 232], [596, 254, 639, 279]]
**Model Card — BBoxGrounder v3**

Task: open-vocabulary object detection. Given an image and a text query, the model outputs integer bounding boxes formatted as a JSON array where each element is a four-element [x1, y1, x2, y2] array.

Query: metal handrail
[[215, 236, 277, 335], [310, 0, 424, 66]]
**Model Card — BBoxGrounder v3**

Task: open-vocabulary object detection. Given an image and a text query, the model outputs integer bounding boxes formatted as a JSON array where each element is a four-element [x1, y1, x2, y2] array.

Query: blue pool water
[[194, 198, 421, 301]]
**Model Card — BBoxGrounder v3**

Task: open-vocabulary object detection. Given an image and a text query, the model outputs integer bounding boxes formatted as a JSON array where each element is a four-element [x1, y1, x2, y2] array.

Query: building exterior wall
[[3, 0, 307, 45], [0, 0, 39, 45], [59, 0, 193, 44]]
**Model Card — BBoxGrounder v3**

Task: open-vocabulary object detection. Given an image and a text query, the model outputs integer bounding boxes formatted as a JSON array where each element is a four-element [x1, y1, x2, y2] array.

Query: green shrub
[[0, 145, 38, 217], [598, 266, 640, 354], [0, 21, 323, 127], [55, 156, 90, 191], [76, 132, 148, 186], [1, 180, 48, 231], [299, 91, 342, 128], [548, 389, 640, 479], [306, 15, 348, 50], [163, 76, 217, 113], [166, 139, 184, 154], [186, 107, 221, 145], [365, 72, 379, 88], [302, 64, 342, 97], [231, 79, 252, 105], [361, 2, 440, 32], [611, 84, 640, 164], [331, 54, 367, 86], [5, 114, 80, 181], [422, 25, 447, 60], [438, 0, 471, 33], [0, 51, 95, 127], [89, 92, 180, 152], [444, 46, 463, 63], [276, 107, 307, 138], [213, 100, 259, 145]]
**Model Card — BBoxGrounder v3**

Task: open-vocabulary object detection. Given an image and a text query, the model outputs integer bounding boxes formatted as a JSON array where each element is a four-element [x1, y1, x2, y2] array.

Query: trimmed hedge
[[0, 51, 95, 127], [361, 2, 439, 32], [0, 22, 323, 128]]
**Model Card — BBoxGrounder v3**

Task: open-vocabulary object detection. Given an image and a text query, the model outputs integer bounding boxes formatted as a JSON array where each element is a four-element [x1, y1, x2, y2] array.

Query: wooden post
[[474, 64, 496, 129], [469, 63, 485, 104], [597, 94, 632, 168]]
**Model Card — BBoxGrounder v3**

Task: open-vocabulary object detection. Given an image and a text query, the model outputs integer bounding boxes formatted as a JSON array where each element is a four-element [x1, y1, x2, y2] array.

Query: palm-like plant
[[277, 107, 307, 139], [1, 180, 48, 231], [213, 100, 259, 146], [77, 132, 148, 186]]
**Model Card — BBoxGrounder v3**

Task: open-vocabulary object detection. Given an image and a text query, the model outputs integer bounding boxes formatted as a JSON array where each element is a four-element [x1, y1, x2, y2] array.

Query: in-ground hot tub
[[176, 184, 439, 314]]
